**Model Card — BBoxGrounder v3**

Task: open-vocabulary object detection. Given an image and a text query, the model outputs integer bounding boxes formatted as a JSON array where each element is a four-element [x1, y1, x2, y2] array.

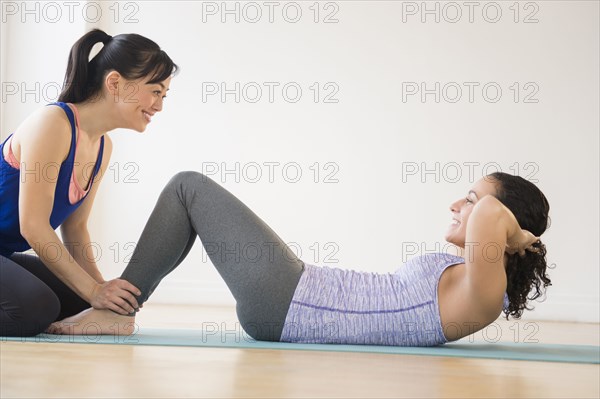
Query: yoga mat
[[2, 329, 598, 364]]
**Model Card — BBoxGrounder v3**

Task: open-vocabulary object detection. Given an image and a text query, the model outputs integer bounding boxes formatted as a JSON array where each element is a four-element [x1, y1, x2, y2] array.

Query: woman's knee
[[168, 171, 212, 189], [0, 288, 60, 337]]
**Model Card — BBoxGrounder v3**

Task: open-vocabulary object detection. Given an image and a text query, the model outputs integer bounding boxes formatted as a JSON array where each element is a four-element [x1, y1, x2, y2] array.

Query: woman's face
[[111, 73, 171, 132], [444, 176, 500, 248]]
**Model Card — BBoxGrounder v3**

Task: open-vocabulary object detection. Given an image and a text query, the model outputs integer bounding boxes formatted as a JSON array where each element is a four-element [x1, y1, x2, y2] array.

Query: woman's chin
[[444, 234, 464, 249]]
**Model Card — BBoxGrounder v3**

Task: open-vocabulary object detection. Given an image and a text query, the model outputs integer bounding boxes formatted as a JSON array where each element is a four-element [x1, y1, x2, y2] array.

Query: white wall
[[2, 1, 598, 322]]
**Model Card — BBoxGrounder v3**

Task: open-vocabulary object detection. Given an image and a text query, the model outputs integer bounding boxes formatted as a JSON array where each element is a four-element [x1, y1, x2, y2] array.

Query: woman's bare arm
[[60, 135, 114, 284], [16, 108, 138, 313], [463, 195, 512, 312]]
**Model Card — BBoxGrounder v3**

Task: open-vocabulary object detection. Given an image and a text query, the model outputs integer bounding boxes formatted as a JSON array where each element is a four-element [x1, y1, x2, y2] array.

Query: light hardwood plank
[[1, 305, 598, 399]]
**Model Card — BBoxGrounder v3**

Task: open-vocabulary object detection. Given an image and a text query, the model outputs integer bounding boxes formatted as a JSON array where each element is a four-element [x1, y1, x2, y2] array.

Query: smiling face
[[107, 72, 172, 132], [444, 176, 500, 248]]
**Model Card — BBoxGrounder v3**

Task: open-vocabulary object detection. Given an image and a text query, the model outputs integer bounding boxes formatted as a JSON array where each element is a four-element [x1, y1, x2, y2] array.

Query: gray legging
[[0, 171, 305, 340], [120, 171, 305, 341]]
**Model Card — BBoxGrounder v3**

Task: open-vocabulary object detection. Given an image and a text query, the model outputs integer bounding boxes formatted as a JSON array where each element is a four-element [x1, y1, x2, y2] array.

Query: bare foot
[[46, 308, 137, 336]]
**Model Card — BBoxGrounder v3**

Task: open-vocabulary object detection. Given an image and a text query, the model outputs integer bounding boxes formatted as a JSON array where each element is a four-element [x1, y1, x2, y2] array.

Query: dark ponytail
[[58, 28, 178, 104], [487, 172, 552, 319]]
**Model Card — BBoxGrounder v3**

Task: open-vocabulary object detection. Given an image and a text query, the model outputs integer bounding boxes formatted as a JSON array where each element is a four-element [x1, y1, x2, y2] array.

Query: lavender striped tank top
[[280, 252, 509, 346]]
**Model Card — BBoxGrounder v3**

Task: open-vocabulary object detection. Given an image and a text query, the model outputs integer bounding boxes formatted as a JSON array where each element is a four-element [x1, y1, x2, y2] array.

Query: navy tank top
[[0, 102, 104, 257]]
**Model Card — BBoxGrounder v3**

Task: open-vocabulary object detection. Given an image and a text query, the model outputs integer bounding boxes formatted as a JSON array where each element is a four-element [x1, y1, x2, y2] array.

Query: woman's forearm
[[23, 226, 100, 302], [466, 196, 507, 257], [488, 196, 523, 244], [469, 195, 523, 253], [60, 227, 106, 283]]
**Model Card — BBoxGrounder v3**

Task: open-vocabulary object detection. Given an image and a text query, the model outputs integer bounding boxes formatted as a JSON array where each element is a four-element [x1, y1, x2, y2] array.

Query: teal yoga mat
[[2, 329, 598, 364]]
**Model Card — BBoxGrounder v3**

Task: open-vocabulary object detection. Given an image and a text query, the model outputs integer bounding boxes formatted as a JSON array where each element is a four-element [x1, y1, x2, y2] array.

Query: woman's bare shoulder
[[10, 104, 72, 162]]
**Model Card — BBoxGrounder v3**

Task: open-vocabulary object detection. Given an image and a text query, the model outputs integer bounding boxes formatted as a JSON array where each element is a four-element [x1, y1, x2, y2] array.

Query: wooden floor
[[1, 304, 598, 398]]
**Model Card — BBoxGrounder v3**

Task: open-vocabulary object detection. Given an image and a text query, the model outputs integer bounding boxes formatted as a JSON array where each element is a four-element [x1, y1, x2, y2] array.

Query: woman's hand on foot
[[90, 279, 142, 315]]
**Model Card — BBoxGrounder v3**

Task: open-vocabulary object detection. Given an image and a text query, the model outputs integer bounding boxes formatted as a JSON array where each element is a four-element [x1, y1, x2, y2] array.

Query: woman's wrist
[[94, 273, 106, 284], [88, 281, 102, 304]]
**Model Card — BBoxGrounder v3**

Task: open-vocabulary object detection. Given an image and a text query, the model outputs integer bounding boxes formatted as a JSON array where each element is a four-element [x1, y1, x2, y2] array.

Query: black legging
[[1, 171, 305, 340], [0, 252, 90, 336]]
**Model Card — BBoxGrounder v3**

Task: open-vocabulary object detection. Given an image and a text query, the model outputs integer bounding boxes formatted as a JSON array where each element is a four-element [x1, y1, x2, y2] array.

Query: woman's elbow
[[19, 220, 51, 243]]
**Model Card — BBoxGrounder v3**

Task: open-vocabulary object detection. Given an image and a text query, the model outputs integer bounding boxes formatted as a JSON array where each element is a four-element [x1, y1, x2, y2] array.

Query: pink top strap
[[4, 136, 19, 169], [66, 103, 93, 204]]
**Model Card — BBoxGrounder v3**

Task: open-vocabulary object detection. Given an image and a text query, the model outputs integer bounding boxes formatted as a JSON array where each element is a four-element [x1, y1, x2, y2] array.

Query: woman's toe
[[45, 323, 58, 334]]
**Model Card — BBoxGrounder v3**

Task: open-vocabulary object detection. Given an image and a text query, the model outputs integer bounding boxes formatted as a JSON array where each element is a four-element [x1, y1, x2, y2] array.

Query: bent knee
[[1, 293, 60, 337], [169, 171, 212, 187]]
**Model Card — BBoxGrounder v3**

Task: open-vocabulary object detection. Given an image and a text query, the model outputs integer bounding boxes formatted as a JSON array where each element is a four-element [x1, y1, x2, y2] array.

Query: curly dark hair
[[487, 172, 552, 319]]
